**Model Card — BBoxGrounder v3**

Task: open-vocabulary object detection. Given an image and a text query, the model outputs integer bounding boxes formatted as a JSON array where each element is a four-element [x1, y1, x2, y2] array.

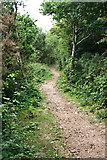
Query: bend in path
[[42, 66, 106, 158]]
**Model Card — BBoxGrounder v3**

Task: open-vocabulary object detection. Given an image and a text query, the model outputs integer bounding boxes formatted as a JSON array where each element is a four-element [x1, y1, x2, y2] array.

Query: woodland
[[1, 1, 107, 159]]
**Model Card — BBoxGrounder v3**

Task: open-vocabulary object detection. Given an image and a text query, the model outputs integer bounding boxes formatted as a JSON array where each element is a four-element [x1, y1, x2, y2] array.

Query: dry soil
[[42, 66, 106, 159]]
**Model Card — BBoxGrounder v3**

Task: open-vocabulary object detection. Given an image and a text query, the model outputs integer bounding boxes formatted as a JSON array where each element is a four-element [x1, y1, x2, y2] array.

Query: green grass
[[16, 105, 65, 159]]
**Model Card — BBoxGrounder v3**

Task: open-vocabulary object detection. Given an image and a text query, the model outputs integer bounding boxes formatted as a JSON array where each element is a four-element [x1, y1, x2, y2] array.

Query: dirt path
[[42, 66, 106, 158]]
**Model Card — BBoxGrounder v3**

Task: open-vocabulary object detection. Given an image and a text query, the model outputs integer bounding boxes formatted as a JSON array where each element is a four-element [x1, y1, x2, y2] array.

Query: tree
[[1, 0, 28, 82], [44, 31, 59, 64], [41, 2, 107, 69]]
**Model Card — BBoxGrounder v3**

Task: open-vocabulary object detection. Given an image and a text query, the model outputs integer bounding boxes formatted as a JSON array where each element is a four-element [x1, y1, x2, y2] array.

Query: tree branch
[[76, 33, 92, 46], [102, 49, 107, 56]]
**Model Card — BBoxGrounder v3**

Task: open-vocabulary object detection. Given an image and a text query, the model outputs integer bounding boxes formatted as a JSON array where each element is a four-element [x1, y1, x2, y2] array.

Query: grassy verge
[[14, 105, 65, 159]]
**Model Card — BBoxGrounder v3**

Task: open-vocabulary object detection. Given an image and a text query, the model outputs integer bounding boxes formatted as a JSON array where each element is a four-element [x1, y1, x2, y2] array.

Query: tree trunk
[[71, 41, 76, 60], [70, 25, 77, 71]]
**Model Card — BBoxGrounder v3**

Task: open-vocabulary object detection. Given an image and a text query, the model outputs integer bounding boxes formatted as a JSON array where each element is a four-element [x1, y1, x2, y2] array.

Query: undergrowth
[[2, 63, 64, 159], [57, 54, 107, 119]]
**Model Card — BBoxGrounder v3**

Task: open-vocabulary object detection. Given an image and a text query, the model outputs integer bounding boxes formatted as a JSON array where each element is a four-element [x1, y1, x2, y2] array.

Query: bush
[[26, 63, 53, 84], [2, 63, 53, 159], [58, 54, 107, 119]]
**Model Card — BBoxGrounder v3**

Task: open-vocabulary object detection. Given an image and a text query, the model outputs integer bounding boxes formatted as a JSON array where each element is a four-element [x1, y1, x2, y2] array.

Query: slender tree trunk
[[70, 26, 91, 71], [70, 25, 77, 72], [71, 41, 76, 60]]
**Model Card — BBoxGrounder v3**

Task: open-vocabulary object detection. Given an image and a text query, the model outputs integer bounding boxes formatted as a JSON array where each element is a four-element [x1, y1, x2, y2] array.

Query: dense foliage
[[2, 62, 53, 159], [58, 54, 107, 118], [2, 1, 107, 159], [41, 2, 107, 119], [1, 1, 54, 159]]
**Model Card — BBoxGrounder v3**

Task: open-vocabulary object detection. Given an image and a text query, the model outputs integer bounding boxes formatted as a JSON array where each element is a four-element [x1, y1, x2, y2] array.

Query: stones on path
[[42, 67, 106, 158]]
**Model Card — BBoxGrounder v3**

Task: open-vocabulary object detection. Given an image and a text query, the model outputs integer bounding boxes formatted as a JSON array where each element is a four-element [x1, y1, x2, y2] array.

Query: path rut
[[42, 67, 106, 158]]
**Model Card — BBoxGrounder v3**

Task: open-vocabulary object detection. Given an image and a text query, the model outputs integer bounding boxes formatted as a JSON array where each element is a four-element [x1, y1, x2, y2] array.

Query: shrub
[[58, 54, 107, 119], [2, 63, 53, 159]]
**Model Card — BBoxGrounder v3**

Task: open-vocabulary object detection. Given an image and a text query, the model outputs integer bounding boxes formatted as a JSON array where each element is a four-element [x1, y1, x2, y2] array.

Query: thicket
[[41, 2, 107, 119], [1, 1, 54, 159]]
